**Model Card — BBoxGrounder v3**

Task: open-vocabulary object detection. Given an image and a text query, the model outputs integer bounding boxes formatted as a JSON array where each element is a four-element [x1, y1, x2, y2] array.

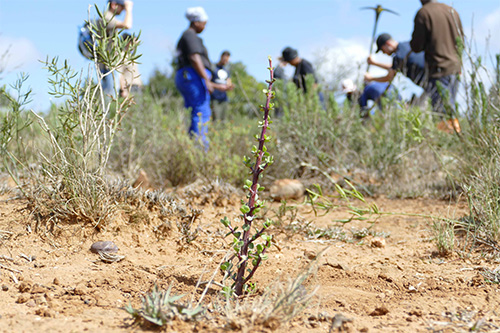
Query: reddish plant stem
[[243, 240, 270, 285], [234, 58, 274, 296]]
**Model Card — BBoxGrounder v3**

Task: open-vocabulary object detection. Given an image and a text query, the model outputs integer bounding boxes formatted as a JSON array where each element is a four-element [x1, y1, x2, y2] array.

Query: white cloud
[[304, 37, 423, 101], [309, 37, 390, 90], [0, 36, 41, 73], [480, 6, 500, 50]]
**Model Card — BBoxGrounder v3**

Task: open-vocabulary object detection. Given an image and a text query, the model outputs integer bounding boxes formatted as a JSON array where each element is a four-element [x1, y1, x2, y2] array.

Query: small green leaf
[[240, 204, 250, 214], [220, 217, 230, 227]]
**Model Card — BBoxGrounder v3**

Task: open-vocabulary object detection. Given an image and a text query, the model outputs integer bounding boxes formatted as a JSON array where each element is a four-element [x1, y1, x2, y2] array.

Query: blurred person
[[174, 7, 230, 149], [358, 81, 400, 118], [281, 46, 325, 108], [118, 32, 143, 99], [341, 79, 360, 105], [211, 50, 234, 121], [341, 79, 399, 119], [281, 47, 318, 93], [273, 59, 287, 118], [410, 0, 464, 133], [364, 33, 426, 88], [273, 59, 287, 80], [97, 0, 134, 95]]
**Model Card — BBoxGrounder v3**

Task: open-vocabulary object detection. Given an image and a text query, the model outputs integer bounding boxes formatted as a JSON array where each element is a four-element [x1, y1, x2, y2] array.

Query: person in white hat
[[341, 79, 360, 105], [174, 7, 230, 149]]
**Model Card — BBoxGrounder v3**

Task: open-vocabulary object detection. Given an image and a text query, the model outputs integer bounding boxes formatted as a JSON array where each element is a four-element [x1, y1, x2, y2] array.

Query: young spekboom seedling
[[220, 57, 276, 296]]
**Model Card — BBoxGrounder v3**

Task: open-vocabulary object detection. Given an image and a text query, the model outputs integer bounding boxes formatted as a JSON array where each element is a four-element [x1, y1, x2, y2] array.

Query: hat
[[109, 0, 125, 5], [281, 47, 298, 62], [185, 7, 209, 22], [376, 33, 392, 53], [341, 79, 357, 93]]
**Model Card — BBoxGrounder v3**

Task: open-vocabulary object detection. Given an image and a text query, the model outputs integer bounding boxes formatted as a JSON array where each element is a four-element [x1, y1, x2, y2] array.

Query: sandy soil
[[0, 183, 499, 333]]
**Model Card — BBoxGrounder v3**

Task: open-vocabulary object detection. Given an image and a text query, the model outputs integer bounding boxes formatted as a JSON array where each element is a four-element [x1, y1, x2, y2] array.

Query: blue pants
[[98, 63, 114, 96], [175, 67, 212, 149], [426, 75, 459, 116], [359, 82, 400, 117]]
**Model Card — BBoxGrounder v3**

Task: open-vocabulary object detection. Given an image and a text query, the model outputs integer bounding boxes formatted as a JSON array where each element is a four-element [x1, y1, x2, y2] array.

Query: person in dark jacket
[[364, 33, 426, 88], [210, 50, 234, 121], [174, 7, 230, 149], [280, 47, 318, 93], [281, 47, 325, 108], [410, 0, 464, 132]]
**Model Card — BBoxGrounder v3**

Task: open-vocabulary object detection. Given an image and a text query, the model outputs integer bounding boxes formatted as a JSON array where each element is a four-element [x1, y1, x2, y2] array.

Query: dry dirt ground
[[0, 182, 499, 333]]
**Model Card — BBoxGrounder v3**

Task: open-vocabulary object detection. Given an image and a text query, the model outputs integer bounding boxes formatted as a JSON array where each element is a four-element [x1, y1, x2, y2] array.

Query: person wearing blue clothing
[[175, 7, 230, 149], [364, 33, 426, 88], [96, 0, 134, 96], [359, 82, 400, 118], [211, 50, 234, 121]]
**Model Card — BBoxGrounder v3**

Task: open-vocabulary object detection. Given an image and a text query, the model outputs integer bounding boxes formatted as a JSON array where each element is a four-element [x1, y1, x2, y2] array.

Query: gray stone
[[90, 241, 119, 254]]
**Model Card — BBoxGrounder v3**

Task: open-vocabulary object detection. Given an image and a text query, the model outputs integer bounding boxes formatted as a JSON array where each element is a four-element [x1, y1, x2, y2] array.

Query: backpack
[[78, 23, 96, 60]]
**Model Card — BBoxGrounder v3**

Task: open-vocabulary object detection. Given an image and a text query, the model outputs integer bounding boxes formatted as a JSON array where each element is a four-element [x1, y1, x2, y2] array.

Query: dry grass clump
[[216, 257, 320, 331], [177, 178, 241, 206], [125, 284, 203, 328]]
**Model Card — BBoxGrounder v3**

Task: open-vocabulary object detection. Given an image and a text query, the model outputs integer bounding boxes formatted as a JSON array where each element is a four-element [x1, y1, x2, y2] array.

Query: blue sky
[[0, 0, 499, 111]]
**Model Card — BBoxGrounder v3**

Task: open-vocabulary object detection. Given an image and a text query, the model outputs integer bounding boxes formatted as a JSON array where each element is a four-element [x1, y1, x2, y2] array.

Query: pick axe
[[361, 4, 399, 71]]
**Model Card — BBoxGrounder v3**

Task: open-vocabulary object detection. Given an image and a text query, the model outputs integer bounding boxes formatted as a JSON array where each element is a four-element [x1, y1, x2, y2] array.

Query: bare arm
[[114, 1, 133, 29], [364, 69, 396, 83], [187, 54, 217, 94], [188, 53, 231, 93], [367, 56, 392, 70]]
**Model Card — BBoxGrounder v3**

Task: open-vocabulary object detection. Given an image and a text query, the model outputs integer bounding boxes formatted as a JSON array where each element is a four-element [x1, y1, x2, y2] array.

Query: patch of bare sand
[[0, 192, 499, 332]]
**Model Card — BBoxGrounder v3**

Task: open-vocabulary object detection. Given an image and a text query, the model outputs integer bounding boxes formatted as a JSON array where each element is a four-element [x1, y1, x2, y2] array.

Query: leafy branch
[[220, 57, 276, 296]]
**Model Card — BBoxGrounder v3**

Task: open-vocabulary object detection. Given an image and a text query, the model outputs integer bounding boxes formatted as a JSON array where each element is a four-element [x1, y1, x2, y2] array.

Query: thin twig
[[0, 263, 22, 273]]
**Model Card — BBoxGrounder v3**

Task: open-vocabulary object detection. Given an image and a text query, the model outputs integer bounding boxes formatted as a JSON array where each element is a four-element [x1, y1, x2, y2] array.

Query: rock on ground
[[269, 179, 305, 201]]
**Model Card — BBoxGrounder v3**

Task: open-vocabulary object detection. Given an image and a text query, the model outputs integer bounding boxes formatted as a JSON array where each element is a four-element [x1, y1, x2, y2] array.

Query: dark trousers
[[426, 75, 459, 116], [98, 63, 114, 96]]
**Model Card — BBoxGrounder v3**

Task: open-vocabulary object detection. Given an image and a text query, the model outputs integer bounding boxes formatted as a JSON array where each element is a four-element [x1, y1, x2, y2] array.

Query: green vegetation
[[219, 58, 276, 296], [2, 20, 500, 326]]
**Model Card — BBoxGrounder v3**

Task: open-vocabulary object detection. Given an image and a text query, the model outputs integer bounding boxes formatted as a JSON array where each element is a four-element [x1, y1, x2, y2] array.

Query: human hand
[[205, 79, 215, 94], [214, 83, 231, 92], [364, 73, 373, 82], [367, 56, 375, 65], [124, 1, 133, 10]]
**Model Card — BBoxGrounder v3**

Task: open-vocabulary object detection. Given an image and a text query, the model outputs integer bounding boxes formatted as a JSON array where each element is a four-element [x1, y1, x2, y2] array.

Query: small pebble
[[371, 237, 386, 248], [370, 306, 389, 316], [90, 241, 119, 254]]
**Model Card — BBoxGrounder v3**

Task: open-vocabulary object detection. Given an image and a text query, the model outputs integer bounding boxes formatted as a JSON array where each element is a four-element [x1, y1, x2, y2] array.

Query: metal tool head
[[360, 5, 400, 16]]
